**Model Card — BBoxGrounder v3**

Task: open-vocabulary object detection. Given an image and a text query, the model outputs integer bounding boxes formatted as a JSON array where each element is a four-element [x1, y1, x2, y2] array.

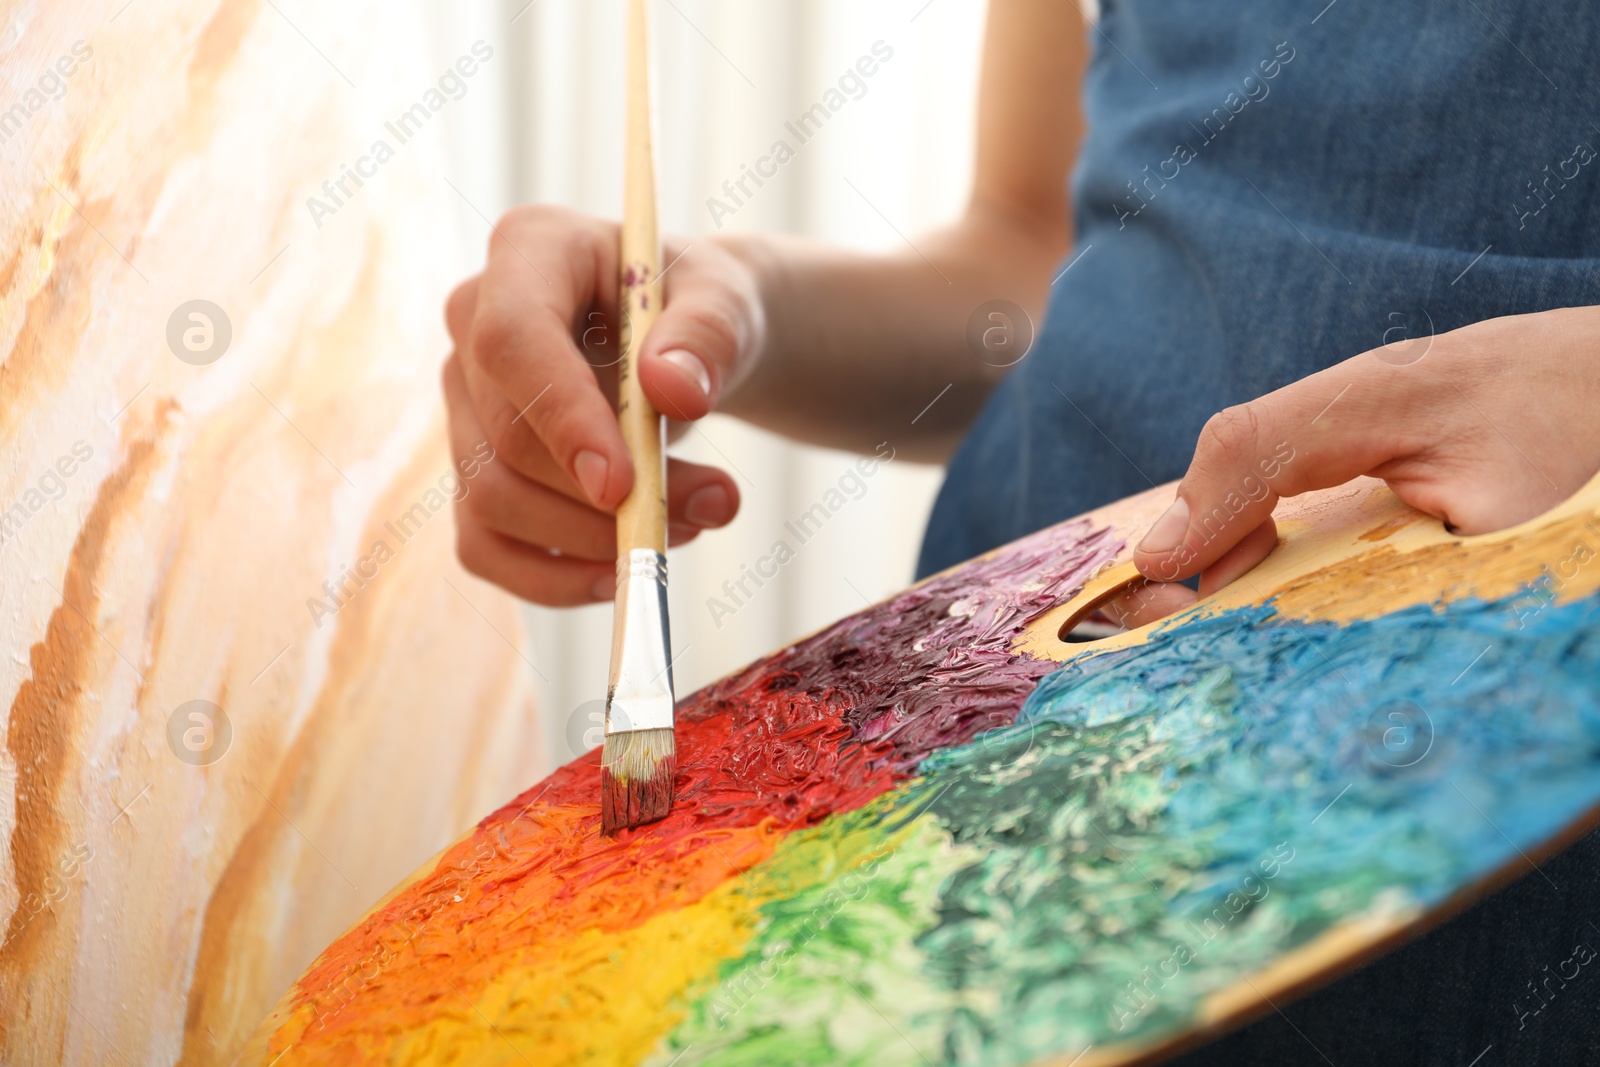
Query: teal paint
[[902, 590, 1600, 1062], [659, 584, 1600, 1067]]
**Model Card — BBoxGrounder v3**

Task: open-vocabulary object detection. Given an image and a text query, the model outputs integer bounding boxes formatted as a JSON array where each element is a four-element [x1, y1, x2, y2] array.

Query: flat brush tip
[[600, 727, 676, 835]]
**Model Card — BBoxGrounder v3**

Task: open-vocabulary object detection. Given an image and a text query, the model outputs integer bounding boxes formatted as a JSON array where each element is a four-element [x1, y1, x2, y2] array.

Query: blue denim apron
[[921, 3, 1600, 1061], [920, 0, 1600, 577]]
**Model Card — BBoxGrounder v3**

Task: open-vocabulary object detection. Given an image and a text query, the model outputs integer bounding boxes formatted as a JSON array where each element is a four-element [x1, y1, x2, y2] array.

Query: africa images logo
[[166, 700, 232, 766]]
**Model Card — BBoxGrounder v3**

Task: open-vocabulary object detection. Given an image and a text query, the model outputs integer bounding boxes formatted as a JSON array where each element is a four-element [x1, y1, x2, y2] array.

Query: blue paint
[[900, 588, 1600, 1059]]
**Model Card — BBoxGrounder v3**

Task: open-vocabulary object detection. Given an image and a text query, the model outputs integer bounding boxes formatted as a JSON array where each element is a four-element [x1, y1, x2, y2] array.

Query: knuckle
[[675, 303, 742, 356], [1197, 404, 1263, 468], [467, 321, 531, 391], [496, 201, 563, 236], [473, 302, 572, 387], [470, 311, 520, 377]]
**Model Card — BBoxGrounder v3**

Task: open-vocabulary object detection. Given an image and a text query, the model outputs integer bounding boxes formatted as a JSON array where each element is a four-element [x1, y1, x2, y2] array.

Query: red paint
[[284, 519, 1121, 1034], [486, 518, 1122, 850]]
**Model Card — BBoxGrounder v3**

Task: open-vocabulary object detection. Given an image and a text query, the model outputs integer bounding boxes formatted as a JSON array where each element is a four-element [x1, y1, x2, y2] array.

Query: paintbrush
[[601, 0, 676, 835]]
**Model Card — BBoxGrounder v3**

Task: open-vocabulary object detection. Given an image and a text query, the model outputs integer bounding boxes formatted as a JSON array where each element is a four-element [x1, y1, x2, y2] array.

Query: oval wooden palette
[[239, 473, 1600, 1067]]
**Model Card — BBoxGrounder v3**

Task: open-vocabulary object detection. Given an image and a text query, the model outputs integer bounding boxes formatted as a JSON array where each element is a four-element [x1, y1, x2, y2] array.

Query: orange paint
[[1355, 512, 1423, 542], [1, 419, 170, 1053], [266, 681, 900, 1060]]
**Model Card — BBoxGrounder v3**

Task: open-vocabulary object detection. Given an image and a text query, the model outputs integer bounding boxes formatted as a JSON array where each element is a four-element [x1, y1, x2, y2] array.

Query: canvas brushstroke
[[251, 510, 1600, 1067]]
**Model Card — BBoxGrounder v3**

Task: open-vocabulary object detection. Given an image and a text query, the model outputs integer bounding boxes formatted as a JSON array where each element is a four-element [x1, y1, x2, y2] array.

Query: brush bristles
[[600, 728, 676, 834]]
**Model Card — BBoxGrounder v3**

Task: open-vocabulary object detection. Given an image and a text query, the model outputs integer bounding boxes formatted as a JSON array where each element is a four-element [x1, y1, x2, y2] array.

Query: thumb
[[635, 271, 754, 424]]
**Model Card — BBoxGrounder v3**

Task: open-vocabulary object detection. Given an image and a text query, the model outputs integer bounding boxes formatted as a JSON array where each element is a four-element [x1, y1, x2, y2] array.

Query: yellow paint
[[256, 793, 932, 1067], [259, 834, 767, 1067], [402, 889, 763, 1067]]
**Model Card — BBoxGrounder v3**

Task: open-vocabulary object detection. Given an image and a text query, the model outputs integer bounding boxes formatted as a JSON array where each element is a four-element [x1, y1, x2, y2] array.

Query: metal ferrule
[[605, 548, 675, 733]]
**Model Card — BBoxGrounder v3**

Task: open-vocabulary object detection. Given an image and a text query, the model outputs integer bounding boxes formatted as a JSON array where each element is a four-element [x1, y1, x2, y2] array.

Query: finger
[[456, 308, 599, 496], [455, 519, 613, 608], [636, 245, 759, 422], [460, 458, 617, 561], [449, 357, 739, 540], [1099, 580, 1199, 630], [1098, 517, 1280, 630], [1197, 516, 1278, 597], [458, 451, 736, 560], [468, 208, 633, 509], [447, 354, 594, 559], [666, 459, 739, 529], [455, 276, 622, 497], [445, 345, 593, 505], [1134, 357, 1420, 582]]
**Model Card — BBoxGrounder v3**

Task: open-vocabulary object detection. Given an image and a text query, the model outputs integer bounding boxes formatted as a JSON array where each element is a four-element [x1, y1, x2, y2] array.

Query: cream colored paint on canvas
[[0, 2, 539, 1063]]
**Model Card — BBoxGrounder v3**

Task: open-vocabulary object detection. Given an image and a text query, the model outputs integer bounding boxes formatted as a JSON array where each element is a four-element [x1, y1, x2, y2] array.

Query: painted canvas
[[243, 476, 1600, 1067]]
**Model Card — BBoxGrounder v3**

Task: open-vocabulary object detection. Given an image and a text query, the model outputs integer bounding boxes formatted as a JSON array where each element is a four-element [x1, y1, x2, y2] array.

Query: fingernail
[[658, 348, 712, 399], [591, 573, 615, 601], [1138, 498, 1190, 555], [573, 450, 609, 505], [683, 484, 731, 527]]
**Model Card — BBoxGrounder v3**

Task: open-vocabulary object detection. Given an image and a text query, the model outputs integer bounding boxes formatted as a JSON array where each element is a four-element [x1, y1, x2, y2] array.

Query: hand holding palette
[[241, 474, 1600, 1067]]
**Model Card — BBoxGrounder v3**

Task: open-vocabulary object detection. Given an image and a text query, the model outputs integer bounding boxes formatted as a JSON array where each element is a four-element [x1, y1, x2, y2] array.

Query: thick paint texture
[[644, 592, 1600, 1067], [256, 515, 1600, 1067], [259, 520, 1120, 1065]]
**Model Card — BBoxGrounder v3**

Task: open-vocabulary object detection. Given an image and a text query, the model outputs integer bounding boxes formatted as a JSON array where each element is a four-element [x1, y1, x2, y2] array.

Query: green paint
[[652, 593, 1600, 1067], [654, 790, 976, 1066]]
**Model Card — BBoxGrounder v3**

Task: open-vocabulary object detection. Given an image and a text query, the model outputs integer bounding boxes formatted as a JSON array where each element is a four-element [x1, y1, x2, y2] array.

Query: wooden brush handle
[[616, 0, 667, 556]]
